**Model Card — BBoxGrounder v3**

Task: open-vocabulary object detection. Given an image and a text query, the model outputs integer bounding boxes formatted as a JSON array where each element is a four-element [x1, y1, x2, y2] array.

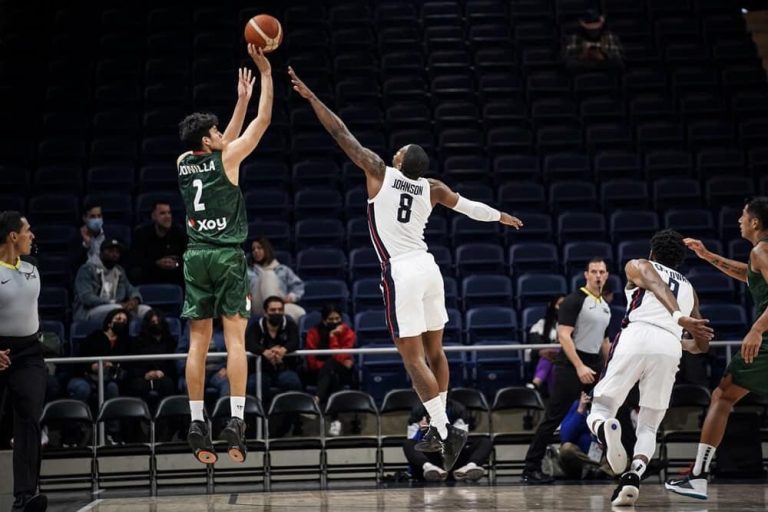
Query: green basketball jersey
[[748, 238, 768, 328], [177, 150, 247, 247]]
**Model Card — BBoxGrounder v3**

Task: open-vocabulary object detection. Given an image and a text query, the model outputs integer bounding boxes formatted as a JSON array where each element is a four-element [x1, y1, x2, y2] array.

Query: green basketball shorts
[[181, 246, 251, 320]]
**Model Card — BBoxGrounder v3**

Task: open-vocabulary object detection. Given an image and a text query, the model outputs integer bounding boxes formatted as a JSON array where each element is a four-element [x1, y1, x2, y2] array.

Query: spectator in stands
[[67, 308, 130, 406], [563, 10, 624, 72], [305, 303, 357, 436], [129, 200, 187, 287], [80, 200, 106, 266], [73, 239, 151, 323], [558, 392, 613, 479], [248, 238, 306, 321], [245, 296, 302, 403], [527, 295, 565, 394], [404, 399, 491, 482], [127, 309, 177, 405]]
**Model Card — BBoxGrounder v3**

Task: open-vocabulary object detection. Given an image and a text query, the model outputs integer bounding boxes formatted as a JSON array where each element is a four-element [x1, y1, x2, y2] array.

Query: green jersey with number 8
[[177, 150, 247, 248]]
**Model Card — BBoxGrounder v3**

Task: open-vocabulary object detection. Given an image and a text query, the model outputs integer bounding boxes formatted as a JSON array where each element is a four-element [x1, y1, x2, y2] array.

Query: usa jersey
[[367, 166, 431, 262], [623, 261, 694, 337]]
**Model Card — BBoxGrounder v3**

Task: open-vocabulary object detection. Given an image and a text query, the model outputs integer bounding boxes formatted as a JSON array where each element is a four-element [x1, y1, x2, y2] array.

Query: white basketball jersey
[[624, 261, 694, 337], [367, 166, 432, 262]]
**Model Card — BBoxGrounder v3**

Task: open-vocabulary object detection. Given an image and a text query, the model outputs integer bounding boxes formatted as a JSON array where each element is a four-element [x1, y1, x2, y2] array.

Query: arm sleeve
[[558, 293, 584, 327], [451, 195, 501, 222]]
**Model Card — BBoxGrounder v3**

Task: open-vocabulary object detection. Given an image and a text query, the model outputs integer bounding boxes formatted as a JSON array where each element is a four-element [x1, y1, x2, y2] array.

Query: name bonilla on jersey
[[178, 160, 216, 175]]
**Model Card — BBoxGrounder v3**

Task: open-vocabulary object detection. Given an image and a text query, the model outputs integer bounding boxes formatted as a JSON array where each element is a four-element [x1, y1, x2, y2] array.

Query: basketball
[[244, 14, 283, 53]]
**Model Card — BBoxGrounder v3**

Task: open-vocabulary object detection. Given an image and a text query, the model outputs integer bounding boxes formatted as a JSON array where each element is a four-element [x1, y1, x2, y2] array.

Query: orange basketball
[[244, 14, 283, 53]]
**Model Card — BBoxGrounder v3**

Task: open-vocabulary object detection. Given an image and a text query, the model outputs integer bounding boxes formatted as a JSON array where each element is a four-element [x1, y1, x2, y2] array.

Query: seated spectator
[[73, 239, 151, 323], [305, 304, 357, 436], [527, 295, 565, 394], [129, 200, 187, 286], [127, 309, 177, 405], [244, 296, 303, 404], [67, 309, 130, 406], [247, 238, 306, 321], [558, 392, 613, 480], [404, 399, 491, 482], [80, 200, 106, 266], [563, 10, 623, 72]]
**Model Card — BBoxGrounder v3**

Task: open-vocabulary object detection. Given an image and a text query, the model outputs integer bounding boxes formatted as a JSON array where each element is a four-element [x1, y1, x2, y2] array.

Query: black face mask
[[111, 322, 128, 336], [102, 259, 117, 270], [325, 321, 341, 330], [149, 323, 163, 335], [585, 28, 602, 41], [267, 314, 283, 327]]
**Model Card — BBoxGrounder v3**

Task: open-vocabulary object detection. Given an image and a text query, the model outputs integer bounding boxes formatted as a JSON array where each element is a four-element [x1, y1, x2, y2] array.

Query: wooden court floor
[[70, 483, 768, 511]]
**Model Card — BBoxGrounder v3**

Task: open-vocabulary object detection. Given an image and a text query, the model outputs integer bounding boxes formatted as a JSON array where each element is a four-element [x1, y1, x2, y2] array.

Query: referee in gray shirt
[[522, 257, 613, 484], [0, 211, 47, 512]]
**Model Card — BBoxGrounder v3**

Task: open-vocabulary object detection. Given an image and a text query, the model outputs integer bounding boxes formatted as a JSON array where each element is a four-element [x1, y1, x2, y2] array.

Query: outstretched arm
[[625, 259, 714, 341], [288, 66, 385, 178], [684, 237, 748, 283], [222, 67, 255, 144], [428, 178, 523, 228], [222, 45, 273, 182]]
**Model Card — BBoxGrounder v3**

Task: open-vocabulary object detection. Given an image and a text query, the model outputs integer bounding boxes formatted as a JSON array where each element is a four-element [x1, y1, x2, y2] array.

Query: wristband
[[672, 311, 683, 323]]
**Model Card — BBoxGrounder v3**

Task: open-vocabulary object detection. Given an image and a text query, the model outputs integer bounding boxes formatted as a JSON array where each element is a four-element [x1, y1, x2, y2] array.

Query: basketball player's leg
[[214, 247, 252, 462], [395, 334, 444, 427], [422, 329, 448, 405], [422, 260, 450, 407]]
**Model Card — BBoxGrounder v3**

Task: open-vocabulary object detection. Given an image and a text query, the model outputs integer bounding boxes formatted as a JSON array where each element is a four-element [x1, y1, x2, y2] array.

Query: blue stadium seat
[[247, 220, 291, 251], [718, 206, 743, 241], [424, 216, 448, 246], [609, 211, 659, 243], [455, 243, 505, 277], [508, 243, 560, 275], [664, 209, 715, 238], [292, 160, 341, 189], [135, 192, 184, 223], [465, 307, 519, 344], [33, 225, 78, 259], [294, 219, 345, 250], [601, 180, 650, 211], [521, 306, 546, 342], [349, 247, 381, 281], [39, 286, 69, 323], [739, 119, 768, 150], [34, 165, 83, 194], [450, 216, 501, 247], [549, 182, 598, 212], [37, 255, 72, 288], [443, 276, 459, 310], [244, 189, 291, 220], [617, 240, 651, 266], [344, 187, 367, 219], [688, 273, 736, 302], [594, 151, 642, 182], [346, 217, 370, 250], [438, 128, 484, 157], [481, 99, 527, 128], [653, 178, 702, 211], [644, 150, 693, 180], [487, 127, 534, 156], [85, 192, 133, 225], [705, 176, 754, 209], [301, 279, 350, 312], [492, 155, 540, 184], [28, 194, 80, 225], [563, 242, 613, 275], [699, 304, 748, 341], [87, 165, 135, 193], [505, 213, 553, 245], [498, 182, 546, 212], [636, 121, 684, 152], [516, 274, 568, 309], [444, 308, 463, 345], [241, 160, 290, 190], [536, 126, 583, 153], [352, 278, 383, 314], [543, 153, 590, 183], [297, 248, 348, 280], [557, 212, 608, 243], [682, 239, 722, 270], [137, 284, 183, 316], [585, 123, 634, 152], [579, 97, 625, 124], [461, 275, 513, 310], [442, 155, 489, 185], [294, 188, 343, 220], [697, 149, 747, 181], [70, 320, 102, 356], [354, 310, 393, 346]]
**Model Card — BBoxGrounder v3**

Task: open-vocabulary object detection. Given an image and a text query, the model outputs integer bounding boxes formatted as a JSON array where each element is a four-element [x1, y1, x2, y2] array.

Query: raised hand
[[741, 329, 764, 364], [500, 212, 524, 230], [248, 44, 271, 75], [237, 67, 255, 100], [288, 66, 315, 100], [683, 238, 710, 259]]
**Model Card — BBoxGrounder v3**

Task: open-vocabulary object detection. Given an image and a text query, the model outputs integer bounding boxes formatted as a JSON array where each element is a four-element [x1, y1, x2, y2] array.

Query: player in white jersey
[[586, 230, 714, 506], [289, 67, 523, 470]]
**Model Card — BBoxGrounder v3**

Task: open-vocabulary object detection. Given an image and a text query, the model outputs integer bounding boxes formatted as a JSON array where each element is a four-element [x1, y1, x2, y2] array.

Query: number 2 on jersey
[[192, 179, 206, 211], [397, 193, 413, 223], [668, 277, 679, 299]]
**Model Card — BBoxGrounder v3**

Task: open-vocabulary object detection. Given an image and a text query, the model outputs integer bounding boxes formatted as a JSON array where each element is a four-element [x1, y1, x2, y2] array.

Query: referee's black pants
[[0, 336, 47, 501], [524, 352, 602, 473]]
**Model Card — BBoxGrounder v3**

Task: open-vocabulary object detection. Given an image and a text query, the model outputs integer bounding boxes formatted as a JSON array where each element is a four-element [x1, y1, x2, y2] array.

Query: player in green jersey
[[666, 197, 768, 499], [176, 44, 272, 465]]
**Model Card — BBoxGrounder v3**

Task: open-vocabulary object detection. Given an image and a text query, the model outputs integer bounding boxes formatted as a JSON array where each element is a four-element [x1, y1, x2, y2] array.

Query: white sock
[[630, 459, 647, 477], [439, 391, 448, 408], [423, 396, 449, 440], [693, 443, 716, 476], [190, 400, 204, 422], [230, 396, 246, 419]]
